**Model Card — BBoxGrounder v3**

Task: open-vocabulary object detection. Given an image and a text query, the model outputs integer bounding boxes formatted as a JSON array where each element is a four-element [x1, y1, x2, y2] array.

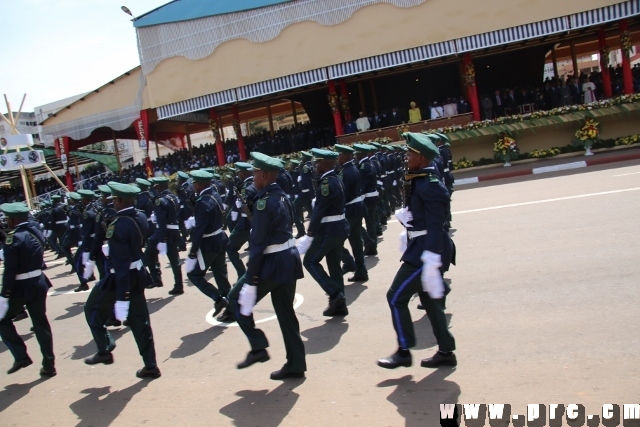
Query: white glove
[[231, 211, 239, 221], [296, 235, 314, 255], [102, 244, 109, 257], [0, 296, 8, 320], [83, 260, 95, 280], [185, 256, 197, 273], [82, 251, 90, 264], [394, 207, 414, 228], [157, 242, 167, 255], [311, 198, 316, 209], [150, 213, 157, 224], [222, 204, 228, 210], [114, 301, 130, 321], [294, 195, 299, 200], [398, 230, 407, 253], [44, 230, 52, 238], [39, 223, 44, 229], [78, 241, 82, 247], [235, 199, 243, 209], [420, 251, 444, 299], [297, 175, 302, 183], [0, 249, 3, 261], [184, 216, 195, 230], [393, 180, 398, 186], [238, 284, 257, 316]]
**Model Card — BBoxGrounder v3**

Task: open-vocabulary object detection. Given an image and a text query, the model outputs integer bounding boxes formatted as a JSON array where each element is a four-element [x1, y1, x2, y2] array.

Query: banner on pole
[[0, 150, 45, 170], [1, 134, 34, 148]]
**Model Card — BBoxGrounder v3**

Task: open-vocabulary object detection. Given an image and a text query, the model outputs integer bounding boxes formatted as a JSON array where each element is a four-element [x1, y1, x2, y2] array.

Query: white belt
[[69, 225, 76, 229], [166, 224, 180, 230], [241, 213, 248, 218], [15, 269, 42, 280], [377, 180, 383, 186], [109, 260, 143, 274], [408, 230, 427, 239], [203, 228, 223, 238], [180, 205, 184, 208], [444, 168, 450, 173], [381, 174, 387, 178], [264, 238, 296, 254], [56, 220, 68, 224], [90, 234, 95, 237], [346, 195, 364, 205], [364, 191, 379, 198], [321, 214, 345, 223], [301, 189, 310, 193]]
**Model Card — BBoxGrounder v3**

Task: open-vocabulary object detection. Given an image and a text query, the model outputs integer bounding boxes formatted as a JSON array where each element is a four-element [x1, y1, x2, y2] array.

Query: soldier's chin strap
[[404, 172, 429, 181]]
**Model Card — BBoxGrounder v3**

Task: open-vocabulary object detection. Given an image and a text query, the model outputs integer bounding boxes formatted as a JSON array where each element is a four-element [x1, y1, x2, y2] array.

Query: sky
[[0, 0, 166, 114]]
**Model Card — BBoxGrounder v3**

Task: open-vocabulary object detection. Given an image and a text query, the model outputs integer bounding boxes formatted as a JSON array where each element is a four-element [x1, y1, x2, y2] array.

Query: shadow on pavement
[[55, 302, 86, 321], [301, 318, 349, 354], [72, 329, 129, 360], [345, 282, 368, 306], [219, 380, 305, 427], [0, 378, 47, 414], [0, 332, 33, 354], [412, 313, 453, 351], [52, 283, 83, 295], [377, 369, 460, 427], [69, 382, 150, 427], [147, 298, 175, 316], [169, 327, 226, 359]]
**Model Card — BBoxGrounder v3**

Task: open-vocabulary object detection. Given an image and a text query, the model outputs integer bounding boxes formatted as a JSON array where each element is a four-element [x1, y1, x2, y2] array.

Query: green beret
[[311, 148, 338, 160], [51, 195, 61, 201], [403, 132, 439, 160], [201, 168, 217, 175], [334, 144, 354, 154], [150, 177, 169, 184], [235, 162, 254, 172], [108, 182, 141, 199], [289, 159, 301, 166], [382, 145, 395, 151], [226, 166, 237, 172], [434, 132, 450, 143], [98, 185, 112, 195], [78, 189, 96, 199], [68, 192, 81, 201], [1, 202, 30, 218], [213, 173, 222, 179], [190, 170, 213, 183], [177, 171, 190, 180], [251, 152, 284, 172], [301, 151, 313, 159], [135, 178, 151, 189]]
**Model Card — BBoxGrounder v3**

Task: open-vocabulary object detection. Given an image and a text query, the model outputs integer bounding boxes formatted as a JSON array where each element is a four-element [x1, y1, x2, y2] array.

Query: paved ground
[[1, 159, 640, 426]]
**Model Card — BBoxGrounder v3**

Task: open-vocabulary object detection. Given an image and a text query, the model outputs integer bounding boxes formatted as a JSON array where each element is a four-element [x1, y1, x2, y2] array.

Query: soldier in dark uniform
[[61, 192, 82, 272], [354, 144, 379, 256], [0, 202, 56, 377], [47, 194, 67, 258], [135, 178, 155, 233], [299, 148, 350, 317], [146, 177, 184, 295], [228, 152, 306, 380], [176, 172, 194, 242], [435, 133, 455, 196], [226, 163, 257, 279], [185, 170, 231, 317], [75, 190, 97, 292], [288, 159, 301, 201], [292, 151, 315, 238], [335, 144, 369, 282], [88, 186, 117, 285], [377, 133, 456, 370], [83, 182, 161, 379], [224, 167, 239, 232]]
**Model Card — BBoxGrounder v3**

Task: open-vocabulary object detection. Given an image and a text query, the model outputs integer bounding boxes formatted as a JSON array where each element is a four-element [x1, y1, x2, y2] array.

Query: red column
[[328, 80, 344, 136], [339, 81, 352, 123], [62, 137, 74, 191], [462, 53, 481, 121], [598, 29, 613, 98], [231, 104, 247, 161], [619, 19, 634, 95], [209, 108, 226, 166]]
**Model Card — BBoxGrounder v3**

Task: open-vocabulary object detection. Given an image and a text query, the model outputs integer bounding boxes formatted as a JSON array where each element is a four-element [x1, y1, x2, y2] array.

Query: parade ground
[[1, 159, 640, 426]]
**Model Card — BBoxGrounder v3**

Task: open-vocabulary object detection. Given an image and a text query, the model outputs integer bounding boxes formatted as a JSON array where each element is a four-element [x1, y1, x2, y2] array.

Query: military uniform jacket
[[153, 189, 181, 242], [49, 204, 68, 232], [290, 169, 300, 197], [308, 170, 350, 238], [190, 187, 228, 255], [276, 170, 292, 198], [105, 207, 150, 300], [401, 167, 451, 268], [178, 181, 194, 220], [136, 191, 155, 220], [66, 205, 82, 240], [233, 178, 257, 233], [79, 204, 97, 252], [246, 183, 303, 285], [358, 158, 378, 198], [211, 179, 227, 204], [339, 160, 366, 219], [297, 162, 315, 200], [1, 222, 51, 301], [90, 203, 117, 261]]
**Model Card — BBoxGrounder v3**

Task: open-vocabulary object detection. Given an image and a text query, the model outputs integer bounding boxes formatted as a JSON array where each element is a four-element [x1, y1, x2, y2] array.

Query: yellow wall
[[145, 0, 621, 108]]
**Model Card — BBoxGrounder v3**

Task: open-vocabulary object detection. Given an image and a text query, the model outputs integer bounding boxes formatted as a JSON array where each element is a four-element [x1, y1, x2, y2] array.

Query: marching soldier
[[47, 194, 67, 258], [228, 152, 306, 380], [298, 148, 350, 317], [83, 182, 161, 379], [145, 177, 184, 295], [377, 133, 456, 370], [226, 163, 257, 279], [176, 171, 194, 242], [292, 151, 314, 238], [354, 144, 379, 256], [88, 186, 117, 284], [184, 170, 231, 318], [135, 178, 155, 234], [335, 144, 368, 282], [0, 202, 56, 377], [75, 190, 97, 292], [61, 192, 82, 272]]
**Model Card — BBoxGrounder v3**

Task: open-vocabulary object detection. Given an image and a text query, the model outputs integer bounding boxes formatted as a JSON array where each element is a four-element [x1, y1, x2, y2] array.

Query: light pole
[[121, 6, 136, 21]]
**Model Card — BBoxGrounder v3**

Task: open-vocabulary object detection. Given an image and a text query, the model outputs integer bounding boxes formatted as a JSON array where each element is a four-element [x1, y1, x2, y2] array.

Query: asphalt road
[[1, 160, 639, 426]]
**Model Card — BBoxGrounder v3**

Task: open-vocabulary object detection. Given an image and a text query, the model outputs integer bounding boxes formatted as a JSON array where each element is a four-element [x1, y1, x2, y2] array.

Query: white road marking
[[614, 171, 640, 177], [455, 177, 480, 185], [453, 187, 640, 215], [532, 161, 587, 174], [205, 293, 304, 327]]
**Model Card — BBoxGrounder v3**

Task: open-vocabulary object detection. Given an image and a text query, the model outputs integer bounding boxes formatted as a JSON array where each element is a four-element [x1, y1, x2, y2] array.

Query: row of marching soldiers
[[0, 131, 455, 380]]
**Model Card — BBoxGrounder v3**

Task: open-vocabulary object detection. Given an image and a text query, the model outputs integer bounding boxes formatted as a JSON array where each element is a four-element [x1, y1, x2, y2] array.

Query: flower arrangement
[[453, 158, 474, 170], [339, 95, 350, 114], [232, 121, 242, 139], [529, 147, 561, 159], [208, 118, 219, 137], [600, 46, 611, 68], [572, 118, 599, 156], [327, 92, 339, 114], [493, 133, 519, 166], [463, 63, 476, 86], [615, 134, 639, 146], [621, 31, 633, 57]]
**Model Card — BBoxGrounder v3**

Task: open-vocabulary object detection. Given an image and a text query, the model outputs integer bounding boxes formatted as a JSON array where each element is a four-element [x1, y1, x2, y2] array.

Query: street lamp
[[121, 6, 136, 20]]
